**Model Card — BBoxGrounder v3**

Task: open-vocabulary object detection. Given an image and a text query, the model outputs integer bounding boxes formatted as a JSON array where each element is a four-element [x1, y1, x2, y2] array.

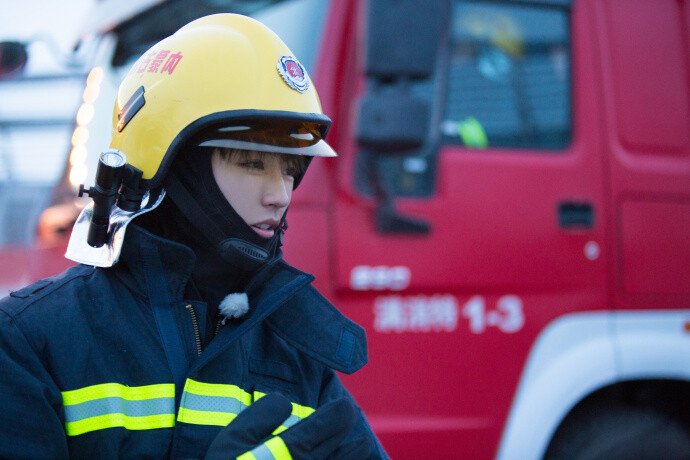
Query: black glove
[[205, 392, 372, 459]]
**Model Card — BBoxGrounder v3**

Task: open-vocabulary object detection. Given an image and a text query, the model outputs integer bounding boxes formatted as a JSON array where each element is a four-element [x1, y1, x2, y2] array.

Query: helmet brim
[[193, 118, 337, 157], [198, 137, 336, 157]]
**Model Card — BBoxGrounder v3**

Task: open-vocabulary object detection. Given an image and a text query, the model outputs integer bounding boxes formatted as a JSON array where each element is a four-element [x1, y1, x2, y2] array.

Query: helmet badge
[[277, 56, 309, 93]]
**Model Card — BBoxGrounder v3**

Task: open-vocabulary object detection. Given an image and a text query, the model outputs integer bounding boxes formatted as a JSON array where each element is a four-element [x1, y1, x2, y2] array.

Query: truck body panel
[[1, 0, 689, 458]]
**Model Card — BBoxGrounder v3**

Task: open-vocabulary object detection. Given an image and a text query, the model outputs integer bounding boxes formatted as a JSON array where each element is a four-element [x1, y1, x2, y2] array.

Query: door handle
[[558, 201, 594, 229]]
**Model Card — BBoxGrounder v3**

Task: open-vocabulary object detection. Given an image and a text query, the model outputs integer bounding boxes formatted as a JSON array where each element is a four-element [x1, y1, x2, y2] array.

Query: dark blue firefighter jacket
[[0, 225, 387, 459]]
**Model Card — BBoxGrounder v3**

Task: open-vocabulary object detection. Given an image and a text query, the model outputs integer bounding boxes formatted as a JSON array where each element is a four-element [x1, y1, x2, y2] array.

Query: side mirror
[[357, 86, 430, 153], [0, 41, 28, 79], [356, 85, 433, 234], [365, 0, 449, 79], [357, 0, 449, 235]]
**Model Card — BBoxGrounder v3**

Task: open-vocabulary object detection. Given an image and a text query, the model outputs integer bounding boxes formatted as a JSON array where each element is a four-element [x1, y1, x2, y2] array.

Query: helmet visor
[[195, 120, 337, 157]]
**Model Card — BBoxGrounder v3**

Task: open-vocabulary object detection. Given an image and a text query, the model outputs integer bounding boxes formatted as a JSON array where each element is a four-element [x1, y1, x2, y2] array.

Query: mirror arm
[[365, 151, 431, 235]]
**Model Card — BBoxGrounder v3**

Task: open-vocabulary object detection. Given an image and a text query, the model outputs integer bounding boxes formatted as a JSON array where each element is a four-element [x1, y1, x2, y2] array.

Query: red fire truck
[[1, 0, 689, 458]]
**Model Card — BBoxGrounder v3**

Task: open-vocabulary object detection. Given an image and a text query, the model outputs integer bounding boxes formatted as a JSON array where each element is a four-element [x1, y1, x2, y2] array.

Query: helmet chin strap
[[164, 172, 285, 272]]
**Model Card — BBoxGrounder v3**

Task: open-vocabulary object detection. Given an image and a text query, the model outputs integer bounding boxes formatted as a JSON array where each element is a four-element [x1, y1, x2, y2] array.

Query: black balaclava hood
[[136, 147, 285, 309]]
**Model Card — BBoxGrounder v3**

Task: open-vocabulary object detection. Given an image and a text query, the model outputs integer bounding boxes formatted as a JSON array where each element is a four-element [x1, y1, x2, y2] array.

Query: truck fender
[[496, 310, 690, 460]]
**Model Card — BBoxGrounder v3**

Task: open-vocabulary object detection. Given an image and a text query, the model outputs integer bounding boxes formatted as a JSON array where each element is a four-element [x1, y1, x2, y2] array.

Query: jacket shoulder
[[0, 264, 96, 318], [265, 264, 368, 375]]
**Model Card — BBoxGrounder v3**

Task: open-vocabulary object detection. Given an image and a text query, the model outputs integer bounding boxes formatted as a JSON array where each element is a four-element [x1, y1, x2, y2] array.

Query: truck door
[[596, 0, 690, 308], [330, 0, 608, 456]]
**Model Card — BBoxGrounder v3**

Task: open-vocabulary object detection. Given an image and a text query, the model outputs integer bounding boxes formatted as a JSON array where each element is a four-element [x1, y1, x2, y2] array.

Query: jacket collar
[[114, 225, 367, 374], [264, 272, 368, 374], [192, 260, 368, 375], [114, 224, 197, 302]]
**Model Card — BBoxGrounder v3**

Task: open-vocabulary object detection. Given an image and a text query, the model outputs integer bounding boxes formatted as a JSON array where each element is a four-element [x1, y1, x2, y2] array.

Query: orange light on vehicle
[[76, 103, 95, 126], [86, 66, 104, 86], [83, 85, 100, 104], [69, 163, 88, 186], [71, 126, 89, 147], [69, 146, 87, 165], [71, 67, 105, 189]]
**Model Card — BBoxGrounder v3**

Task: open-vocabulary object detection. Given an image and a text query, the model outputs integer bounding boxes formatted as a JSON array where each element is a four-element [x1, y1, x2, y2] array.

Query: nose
[[261, 167, 291, 209]]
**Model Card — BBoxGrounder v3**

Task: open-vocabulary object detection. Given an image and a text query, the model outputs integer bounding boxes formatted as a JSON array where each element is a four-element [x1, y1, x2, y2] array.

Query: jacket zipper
[[215, 316, 223, 337], [185, 304, 203, 356]]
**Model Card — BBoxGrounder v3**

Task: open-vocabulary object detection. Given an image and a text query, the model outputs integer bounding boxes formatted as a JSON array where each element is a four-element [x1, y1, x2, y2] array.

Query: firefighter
[[0, 14, 387, 459]]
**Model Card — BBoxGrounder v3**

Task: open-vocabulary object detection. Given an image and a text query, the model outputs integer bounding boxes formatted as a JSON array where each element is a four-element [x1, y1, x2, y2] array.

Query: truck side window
[[443, 0, 571, 150], [355, 0, 571, 200]]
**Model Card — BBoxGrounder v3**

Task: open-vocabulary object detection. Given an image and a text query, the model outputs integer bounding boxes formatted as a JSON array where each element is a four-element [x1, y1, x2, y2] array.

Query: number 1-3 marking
[[373, 294, 525, 334], [462, 295, 525, 334]]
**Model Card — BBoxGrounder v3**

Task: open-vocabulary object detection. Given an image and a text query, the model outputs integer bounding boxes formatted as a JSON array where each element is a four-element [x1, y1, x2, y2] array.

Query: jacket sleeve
[[0, 310, 69, 459], [319, 368, 390, 459]]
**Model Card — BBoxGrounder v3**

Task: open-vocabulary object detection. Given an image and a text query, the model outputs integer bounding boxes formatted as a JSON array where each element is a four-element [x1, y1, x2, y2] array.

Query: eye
[[240, 160, 264, 170], [283, 167, 299, 178]]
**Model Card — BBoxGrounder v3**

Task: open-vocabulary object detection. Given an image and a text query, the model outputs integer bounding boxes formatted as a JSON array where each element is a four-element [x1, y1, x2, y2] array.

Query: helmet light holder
[[67, 156, 164, 267], [78, 150, 127, 247]]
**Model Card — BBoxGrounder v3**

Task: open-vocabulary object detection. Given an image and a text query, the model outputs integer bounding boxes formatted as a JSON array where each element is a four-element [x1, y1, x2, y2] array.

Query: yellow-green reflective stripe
[[184, 379, 253, 402], [272, 425, 288, 435], [253, 391, 315, 422], [253, 391, 315, 434], [238, 436, 292, 460], [61, 383, 175, 436], [178, 379, 253, 425], [65, 413, 175, 437], [62, 383, 174, 405], [266, 437, 292, 460], [290, 403, 315, 419], [177, 407, 238, 426], [178, 381, 315, 430]]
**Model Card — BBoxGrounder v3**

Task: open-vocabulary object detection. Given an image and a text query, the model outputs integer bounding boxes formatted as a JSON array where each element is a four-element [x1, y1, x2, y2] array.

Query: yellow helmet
[[110, 13, 335, 190]]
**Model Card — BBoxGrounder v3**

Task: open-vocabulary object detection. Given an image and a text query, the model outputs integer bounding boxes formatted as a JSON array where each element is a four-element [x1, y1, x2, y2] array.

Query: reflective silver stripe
[[63, 396, 174, 423], [281, 414, 302, 429], [247, 443, 277, 460], [181, 392, 249, 414]]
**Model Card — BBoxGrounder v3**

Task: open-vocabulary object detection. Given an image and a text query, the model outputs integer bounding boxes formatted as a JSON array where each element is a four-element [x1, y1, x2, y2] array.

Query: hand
[[205, 392, 371, 459]]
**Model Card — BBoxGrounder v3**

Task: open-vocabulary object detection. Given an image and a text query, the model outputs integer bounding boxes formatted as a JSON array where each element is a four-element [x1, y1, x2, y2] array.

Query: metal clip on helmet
[[66, 13, 336, 267]]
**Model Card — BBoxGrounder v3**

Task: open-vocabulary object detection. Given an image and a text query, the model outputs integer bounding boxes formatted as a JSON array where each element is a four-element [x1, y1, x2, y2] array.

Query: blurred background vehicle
[[1, 0, 689, 458]]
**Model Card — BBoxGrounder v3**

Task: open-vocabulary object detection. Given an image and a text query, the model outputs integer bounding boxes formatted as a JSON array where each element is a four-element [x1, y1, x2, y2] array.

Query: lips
[[250, 219, 279, 238]]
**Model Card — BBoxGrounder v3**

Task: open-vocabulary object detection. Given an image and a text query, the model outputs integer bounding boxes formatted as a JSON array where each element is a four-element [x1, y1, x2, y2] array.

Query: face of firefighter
[[211, 148, 297, 239]]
